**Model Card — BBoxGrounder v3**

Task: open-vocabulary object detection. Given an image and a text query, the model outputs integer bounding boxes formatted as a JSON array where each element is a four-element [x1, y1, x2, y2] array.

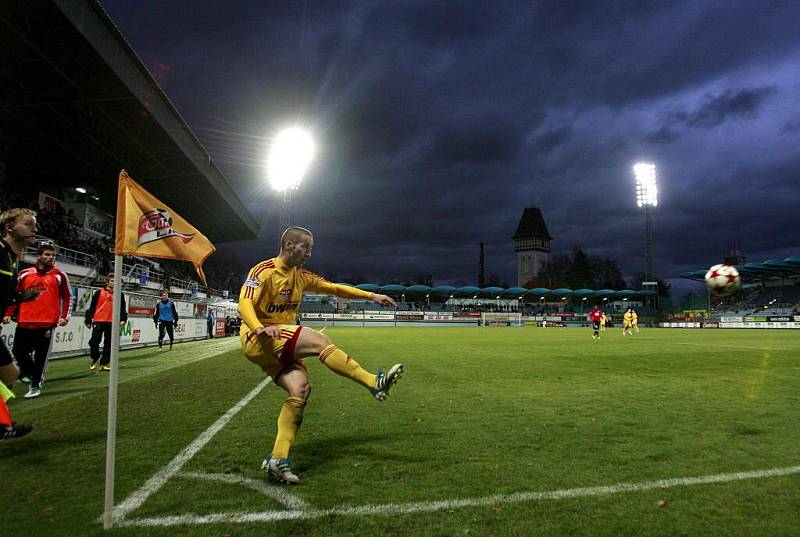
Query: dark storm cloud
[[671, 87, 777, 129], [99, 0, 800, 293]]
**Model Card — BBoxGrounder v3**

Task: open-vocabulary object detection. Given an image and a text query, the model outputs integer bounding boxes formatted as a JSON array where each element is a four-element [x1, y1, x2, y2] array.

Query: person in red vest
[[3, 242, 71, 398], [588, 305, 603, 340], [84, 274, 127, 371]]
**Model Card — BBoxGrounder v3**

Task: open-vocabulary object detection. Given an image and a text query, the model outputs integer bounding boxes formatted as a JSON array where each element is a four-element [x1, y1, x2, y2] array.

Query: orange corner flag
[[115, 170, 216, 285]]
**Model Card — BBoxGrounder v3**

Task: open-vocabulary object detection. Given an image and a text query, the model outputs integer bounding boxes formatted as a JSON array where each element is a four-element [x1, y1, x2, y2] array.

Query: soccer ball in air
[[705, 264, 741, 296]]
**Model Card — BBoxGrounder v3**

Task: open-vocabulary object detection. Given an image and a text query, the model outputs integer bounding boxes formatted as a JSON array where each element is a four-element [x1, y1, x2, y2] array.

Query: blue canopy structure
[[637, 290, 656, 297], [550, 288, 573, 297], [379, 284, 406, 295], [681, 255, 800, 281], [478, 286, 505, 298], [594, 289, 616, 297], [404, 285, 432, 295], [355, 283, 380, 293], [453, 286, 481, 297], [501, 287, 528, 298], [572, 288, 595, 297], [616, 290, 638, 298], [429, 285, 456, 297], [526, 287, 551, 297]]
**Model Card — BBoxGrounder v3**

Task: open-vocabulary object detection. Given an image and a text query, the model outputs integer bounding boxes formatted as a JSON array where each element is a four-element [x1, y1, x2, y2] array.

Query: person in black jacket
[[84, 275, 127, 371], [152, 291, 178, 351], [0, 208, 39, 440]]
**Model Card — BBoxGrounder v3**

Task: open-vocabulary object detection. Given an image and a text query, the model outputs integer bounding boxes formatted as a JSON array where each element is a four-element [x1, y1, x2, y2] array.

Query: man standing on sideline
[[84, 275, 127, 371], [588, 305, 603, 340], [3, 242, 71, 398], [238, 226, 404, 484], [206, 308, 215, 339], [152, 291, 178, 350], [0, 208, 40, 440]]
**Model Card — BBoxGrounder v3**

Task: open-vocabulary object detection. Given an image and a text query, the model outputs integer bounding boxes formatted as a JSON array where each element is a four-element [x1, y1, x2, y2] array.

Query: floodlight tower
[[633, 163, 657, 283], [267, 127, 315, 229]]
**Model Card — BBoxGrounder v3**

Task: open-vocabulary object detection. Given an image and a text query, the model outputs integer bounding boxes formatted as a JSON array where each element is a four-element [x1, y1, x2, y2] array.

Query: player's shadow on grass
[[296, 433, 417, 471]]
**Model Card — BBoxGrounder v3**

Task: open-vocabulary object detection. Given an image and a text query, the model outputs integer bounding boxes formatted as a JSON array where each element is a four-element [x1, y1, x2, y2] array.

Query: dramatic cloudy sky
[[100, 1, 800, 294]]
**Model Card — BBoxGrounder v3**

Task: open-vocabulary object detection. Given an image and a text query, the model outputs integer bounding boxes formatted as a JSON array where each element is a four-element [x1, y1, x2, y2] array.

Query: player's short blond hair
[[280, 226, 312, 251], [0, 207, 36, 233]]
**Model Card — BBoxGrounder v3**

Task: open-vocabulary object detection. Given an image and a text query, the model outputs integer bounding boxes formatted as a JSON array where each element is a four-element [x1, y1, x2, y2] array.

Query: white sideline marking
[[179, 471, 310, 510], [674, 342, 791, 352], [112, 378, 272, 523], [118, 464, 800, 528]]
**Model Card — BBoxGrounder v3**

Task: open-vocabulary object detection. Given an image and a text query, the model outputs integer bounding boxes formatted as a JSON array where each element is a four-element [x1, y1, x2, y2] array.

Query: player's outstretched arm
[[371, 293, 396, 307]]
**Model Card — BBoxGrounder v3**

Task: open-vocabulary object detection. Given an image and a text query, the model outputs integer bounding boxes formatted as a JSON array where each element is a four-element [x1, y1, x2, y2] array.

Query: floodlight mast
[[267, 127, 315, 229], [633, 163, 657, 284]]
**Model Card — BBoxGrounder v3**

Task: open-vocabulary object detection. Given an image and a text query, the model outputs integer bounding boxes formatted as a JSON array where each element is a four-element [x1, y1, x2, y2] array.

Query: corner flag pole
[[103, 254, 124, 529]]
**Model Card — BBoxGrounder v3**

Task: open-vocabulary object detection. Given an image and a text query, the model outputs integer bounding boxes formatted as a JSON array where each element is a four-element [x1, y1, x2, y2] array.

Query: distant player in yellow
[[622, 308, 633, 336], [238, 226, 404, 484], [600, 312, 607, 332], [631, 309, 640, 333]]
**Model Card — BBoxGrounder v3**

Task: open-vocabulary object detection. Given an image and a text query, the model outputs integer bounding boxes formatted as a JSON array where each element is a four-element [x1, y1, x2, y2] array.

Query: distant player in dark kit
[[0, 208, 41, 440], [152, 291, 178, 350], [588, 305, 603, 340], [3, 242, 71, 398], [85, 275, 127, 371]]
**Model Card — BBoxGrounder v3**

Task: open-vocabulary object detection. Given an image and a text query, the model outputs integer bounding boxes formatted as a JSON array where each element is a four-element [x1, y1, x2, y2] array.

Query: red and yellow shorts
[[240, 325, 306, 379]]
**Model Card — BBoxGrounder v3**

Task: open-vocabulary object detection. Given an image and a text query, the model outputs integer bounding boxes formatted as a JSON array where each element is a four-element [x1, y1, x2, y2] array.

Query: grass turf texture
[[3, 328, 799, 536]]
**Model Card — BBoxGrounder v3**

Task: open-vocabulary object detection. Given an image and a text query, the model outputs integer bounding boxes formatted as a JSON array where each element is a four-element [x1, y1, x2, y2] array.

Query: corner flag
[[104, 170, 216, 529], [115, 169, 215, 284]]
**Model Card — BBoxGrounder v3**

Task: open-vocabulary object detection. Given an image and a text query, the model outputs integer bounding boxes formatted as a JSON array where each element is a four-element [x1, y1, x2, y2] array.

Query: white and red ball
[[705, 264, 741, 296]]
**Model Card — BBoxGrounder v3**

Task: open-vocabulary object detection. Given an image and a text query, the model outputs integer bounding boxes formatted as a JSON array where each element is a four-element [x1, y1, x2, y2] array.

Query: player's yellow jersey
[[600, 313, 607, 325], [623, 311, 633, 324], [237, 257, 373, 331], [631, 311, 639, 324]]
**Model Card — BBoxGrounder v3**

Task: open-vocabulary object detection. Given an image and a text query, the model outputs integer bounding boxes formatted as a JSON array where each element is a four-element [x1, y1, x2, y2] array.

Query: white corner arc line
[[118, 464, 800, 528], [112, 378, 272, 522], [178, 471, 310, 510]]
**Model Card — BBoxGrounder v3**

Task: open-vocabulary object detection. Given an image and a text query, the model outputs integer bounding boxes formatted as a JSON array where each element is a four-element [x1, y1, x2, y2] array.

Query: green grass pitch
[[4, 327, 800, 536]]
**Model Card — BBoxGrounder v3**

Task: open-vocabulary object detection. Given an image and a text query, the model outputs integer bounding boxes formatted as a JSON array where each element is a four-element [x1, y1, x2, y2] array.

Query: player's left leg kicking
[[243, 325, 403, 484]]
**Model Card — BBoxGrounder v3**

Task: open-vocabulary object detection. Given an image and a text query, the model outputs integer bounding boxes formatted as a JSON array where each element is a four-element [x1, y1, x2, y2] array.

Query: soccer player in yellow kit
[[238, 226, 404, 484], [622, 308, 633, 336], [600, 312, 607, 332], [631, 309, 640, 333]]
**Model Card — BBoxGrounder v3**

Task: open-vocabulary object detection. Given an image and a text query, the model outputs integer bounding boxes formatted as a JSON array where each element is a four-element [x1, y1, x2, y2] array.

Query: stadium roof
[[0, 0, 258, 243], [511, 207, 552, 240], [679, 255, 800, 282], [322, 284, 654, 299]]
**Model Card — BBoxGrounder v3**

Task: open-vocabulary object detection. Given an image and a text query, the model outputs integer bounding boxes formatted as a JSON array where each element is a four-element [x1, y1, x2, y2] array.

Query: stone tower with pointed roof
[[512, 207, 552, 286]]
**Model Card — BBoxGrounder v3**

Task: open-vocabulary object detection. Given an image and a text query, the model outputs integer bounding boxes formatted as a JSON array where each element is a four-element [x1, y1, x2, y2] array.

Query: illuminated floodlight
[[267, 128, 315, 192], [75, 187, 87, 194], [633, 162, 657, 207]]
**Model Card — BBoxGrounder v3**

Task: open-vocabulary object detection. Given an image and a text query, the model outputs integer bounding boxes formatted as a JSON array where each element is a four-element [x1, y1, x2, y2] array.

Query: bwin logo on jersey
[[279, 288, 292, 301]]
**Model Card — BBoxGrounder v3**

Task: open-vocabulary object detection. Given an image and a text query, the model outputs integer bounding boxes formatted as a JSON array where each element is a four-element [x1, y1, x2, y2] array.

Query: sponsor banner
[[545, 316, 562, 321], [334, 313, 359, 320], [767, 316, 792, 322], [396, 311, 424, 319], [721, 316, 742, 323], [195, 303, 208, 317], [453, 312, 481, 318], [175, 301, 194, 317], [424, 313, 453, 321], [128, 294, 156, 316], [38, 192, 64, 211], [364, 313, 394, 320], [2, 316, 213, 357], [73, 287, 95, 314], [560, 312, 575, 317], [795, 316, 800, 322], [703, 322, 719, 328], [215, 318, 226, 336], [542, 321, 565, 327], [744, 315, 767, 322], [301, 313, 334, 320]]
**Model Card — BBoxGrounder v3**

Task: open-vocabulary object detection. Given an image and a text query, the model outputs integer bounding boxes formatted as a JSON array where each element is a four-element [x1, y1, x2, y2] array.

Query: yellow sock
[[319, 344, 376, 390], [272, 396, 306, 459]]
